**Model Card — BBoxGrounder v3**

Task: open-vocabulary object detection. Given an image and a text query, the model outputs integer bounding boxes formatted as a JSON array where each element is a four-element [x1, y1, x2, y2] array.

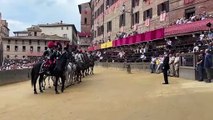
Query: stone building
[[0, 13, 9, 65], [2, 26, 69, 59], [38, 21, 79, 45], [90, 0, 169, 44], [78, 2, 93, 50], [169, 0, 213, 25]]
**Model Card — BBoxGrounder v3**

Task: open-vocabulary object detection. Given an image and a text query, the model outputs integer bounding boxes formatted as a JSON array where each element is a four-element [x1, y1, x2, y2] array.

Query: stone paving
[[1, 66, 213, 120]]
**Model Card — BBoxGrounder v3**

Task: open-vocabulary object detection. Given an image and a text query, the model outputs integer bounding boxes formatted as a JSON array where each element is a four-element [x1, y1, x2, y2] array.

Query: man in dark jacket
[[204, 49, 213, 83], [162, 52, 170, 84]]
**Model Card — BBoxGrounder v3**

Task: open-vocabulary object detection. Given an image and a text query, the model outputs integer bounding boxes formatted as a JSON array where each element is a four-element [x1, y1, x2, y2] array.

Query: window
[[95, 3, 105, 19], [15, 40, 18, 44], [63, 34, 68, 38], [84, 18, 87, 24], [67, 27, 69, 30], [23, 56, 26, 59], [30, 46, 33, 52], [34, 32, 37, 36], [45, 41, 47, 45], [29, 40, 32, 45], [132, 0, 139, 8], [15, 55, 17, 58], [143, 8, 152, 21], [37, 46, 41, 52], [8, 40, 10, 44], [133, 11, 140, 25], [107, 21, 112, 32], [157, 1, 169, 16], [6, 45, 10, 51], [37, 40, 40, 45], [61, 27, 64, 30], [119, 13, 126, 27], [106, 0, 118, 8], [22, 46, 26, 52], [15, 46, 18, 52], [22, 40, 25, 44], [185, 7, 195, 19], [7, 55, 10, 59], [97, 25, 104, 36]]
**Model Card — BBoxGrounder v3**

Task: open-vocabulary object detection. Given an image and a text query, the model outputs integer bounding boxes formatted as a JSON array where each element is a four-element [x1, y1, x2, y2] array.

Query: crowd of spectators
[[171, 11, 213, 25], [0, 57, 40, 71]]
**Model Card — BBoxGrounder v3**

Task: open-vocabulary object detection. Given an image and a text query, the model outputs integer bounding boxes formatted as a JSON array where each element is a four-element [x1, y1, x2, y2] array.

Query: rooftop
[[3, 34, 69, 41]]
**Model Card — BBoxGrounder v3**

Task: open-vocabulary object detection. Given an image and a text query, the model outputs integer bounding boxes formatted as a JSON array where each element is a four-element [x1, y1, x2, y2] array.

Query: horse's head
[[54, 52, 69, 73]]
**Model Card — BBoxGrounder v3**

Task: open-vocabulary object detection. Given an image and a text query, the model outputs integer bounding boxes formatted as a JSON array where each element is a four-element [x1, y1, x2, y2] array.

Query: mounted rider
[[40, 41, 62, 74]]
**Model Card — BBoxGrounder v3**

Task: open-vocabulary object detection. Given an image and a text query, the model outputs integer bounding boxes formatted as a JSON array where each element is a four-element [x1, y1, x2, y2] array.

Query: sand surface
[[1, 67, 213, 120]]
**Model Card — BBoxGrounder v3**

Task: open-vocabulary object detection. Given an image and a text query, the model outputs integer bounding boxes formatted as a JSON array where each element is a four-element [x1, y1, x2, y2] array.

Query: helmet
[[47, 41, 55, 48]]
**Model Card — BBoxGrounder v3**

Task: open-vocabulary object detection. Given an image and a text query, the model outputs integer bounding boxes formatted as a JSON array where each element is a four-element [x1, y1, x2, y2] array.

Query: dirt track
[[1, 67, 213, 120]]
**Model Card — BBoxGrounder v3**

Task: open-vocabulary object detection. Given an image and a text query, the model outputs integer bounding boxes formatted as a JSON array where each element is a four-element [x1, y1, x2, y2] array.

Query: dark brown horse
[[31, 52, 68, 94]]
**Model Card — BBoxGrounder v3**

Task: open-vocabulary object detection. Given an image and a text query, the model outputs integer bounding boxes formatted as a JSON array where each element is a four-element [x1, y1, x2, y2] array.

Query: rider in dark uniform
[[40, 41, 62, 74]]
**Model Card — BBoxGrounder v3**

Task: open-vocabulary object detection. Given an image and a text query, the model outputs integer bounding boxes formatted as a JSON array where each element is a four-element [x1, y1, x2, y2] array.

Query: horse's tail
[[31, 67, 35, 86]]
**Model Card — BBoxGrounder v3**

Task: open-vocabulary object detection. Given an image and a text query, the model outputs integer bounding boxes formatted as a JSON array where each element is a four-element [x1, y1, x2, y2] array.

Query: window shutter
[[157, 4, 161, 16], [150, 8, 153, 19], [165, 1, 169, 12], [143, 11, 146, 21]]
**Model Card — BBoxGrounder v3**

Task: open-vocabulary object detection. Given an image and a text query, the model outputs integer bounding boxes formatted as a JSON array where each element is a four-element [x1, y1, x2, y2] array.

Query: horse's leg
[[39, 75, 44, 93], [43, 76, 46, 90], [61, 75, 65, 93], [33, 75, 38, 94], [79, 70, 82, 83], [92, 66, 94, 75], [55, 76, 59, 94], [48, 76, 51, 88]]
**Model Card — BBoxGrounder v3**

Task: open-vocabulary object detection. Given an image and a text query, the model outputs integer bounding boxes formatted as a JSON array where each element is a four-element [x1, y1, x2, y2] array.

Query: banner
[[145, 18, 150, 27], [160, 12, 166, 21]]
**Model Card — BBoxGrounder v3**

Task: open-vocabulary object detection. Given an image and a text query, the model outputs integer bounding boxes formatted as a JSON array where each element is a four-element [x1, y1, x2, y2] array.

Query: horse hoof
[[55, 91, 60, 94], [61, 90, 64, 93], [48, 86, 51, 88], [34, 91, 38, 94]]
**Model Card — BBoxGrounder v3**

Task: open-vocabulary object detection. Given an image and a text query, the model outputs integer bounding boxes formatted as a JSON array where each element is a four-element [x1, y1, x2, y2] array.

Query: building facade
[[38, 21, 79, 45], [90, 0, 169, 44], [0, 13, 9, 65], [2, 26, 69, 59], [169, 0, 213, 24], [78, 2, 93, 50]]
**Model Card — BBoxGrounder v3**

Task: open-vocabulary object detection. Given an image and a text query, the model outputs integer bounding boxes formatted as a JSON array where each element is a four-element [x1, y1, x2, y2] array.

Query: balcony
[[165, 19, 213, 37]]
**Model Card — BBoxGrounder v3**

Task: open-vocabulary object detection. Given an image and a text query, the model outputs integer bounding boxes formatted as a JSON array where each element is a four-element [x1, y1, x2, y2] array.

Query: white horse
[[65, 62, 77, 86]]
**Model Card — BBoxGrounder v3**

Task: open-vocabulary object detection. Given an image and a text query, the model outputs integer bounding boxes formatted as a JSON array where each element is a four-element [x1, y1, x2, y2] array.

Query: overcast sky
[[0, 0, 89, 35]]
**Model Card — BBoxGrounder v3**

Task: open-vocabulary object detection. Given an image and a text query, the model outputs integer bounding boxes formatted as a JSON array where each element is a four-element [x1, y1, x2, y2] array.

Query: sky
[[0, 0, 89, 36]]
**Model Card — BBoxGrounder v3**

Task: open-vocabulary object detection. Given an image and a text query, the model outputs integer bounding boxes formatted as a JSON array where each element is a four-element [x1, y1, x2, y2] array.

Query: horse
[[31, 52, 69, 94], [89, 55, 95, 75], [65, 62, 77, 86]]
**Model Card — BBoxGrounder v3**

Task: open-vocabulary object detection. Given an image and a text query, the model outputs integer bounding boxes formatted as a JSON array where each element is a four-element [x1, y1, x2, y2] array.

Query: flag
[[133, 24, 138, 31], [107, 32, 111, 37], [120, 26, 124, 32], [145, 18, 150, 26], [160, 12, 166, 21]]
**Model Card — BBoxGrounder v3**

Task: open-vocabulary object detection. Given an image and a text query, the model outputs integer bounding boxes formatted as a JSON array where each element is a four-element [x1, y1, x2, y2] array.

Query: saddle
[[39, 59, 56, 74]]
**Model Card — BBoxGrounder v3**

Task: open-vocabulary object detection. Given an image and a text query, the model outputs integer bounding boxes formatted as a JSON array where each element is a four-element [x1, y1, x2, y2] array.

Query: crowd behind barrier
[[0, 57, 40, 71], [93, 36, 213, 81]]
